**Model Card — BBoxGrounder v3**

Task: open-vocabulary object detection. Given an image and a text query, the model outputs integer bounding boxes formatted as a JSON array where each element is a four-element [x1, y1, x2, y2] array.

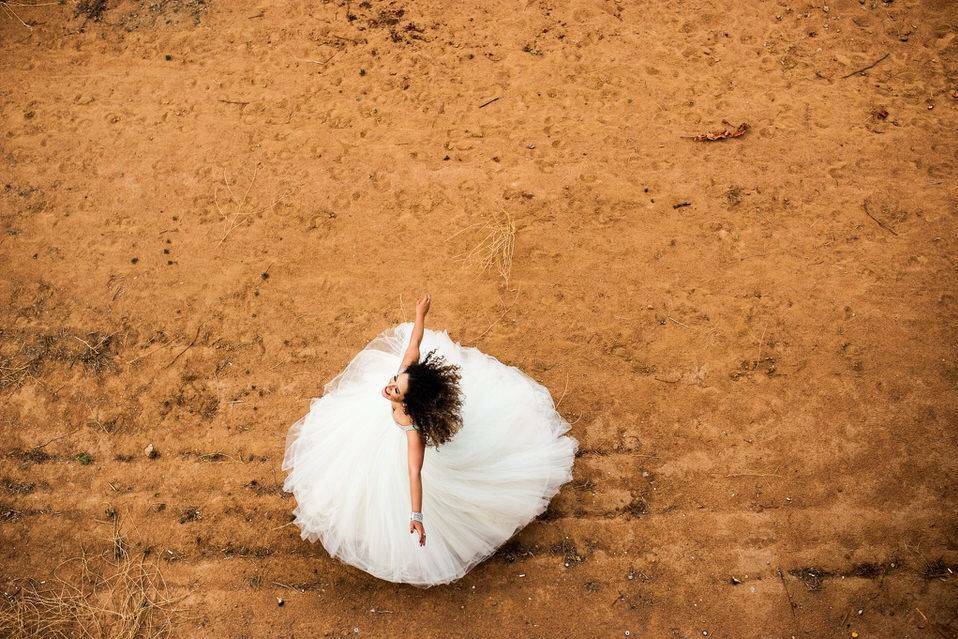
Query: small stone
[[624, 632, 631, 637], [164, 54, 172, 61], [144, 443, 158, 459], [730, 576, 742, 585], [276, 597, 284, 607]]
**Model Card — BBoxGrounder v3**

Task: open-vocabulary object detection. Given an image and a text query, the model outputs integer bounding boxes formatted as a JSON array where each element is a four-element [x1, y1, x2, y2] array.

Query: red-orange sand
[[2, 0, 957, 637]]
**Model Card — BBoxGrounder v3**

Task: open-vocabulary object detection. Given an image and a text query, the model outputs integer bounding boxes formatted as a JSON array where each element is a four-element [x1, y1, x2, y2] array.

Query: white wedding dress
[[282, 322, 578, 586]]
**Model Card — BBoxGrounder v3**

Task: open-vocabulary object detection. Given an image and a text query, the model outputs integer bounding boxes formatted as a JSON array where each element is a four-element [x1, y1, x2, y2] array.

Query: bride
[[282, 294, 577, 586]]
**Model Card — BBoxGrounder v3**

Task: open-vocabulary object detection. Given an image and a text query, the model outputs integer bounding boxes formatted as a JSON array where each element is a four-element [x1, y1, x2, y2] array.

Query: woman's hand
[[409, 520, 426, 546], [415, 293, 431, 318]]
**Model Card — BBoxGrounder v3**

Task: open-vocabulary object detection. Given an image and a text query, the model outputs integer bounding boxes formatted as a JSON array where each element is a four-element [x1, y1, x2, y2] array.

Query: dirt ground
[[2, 0, 957, 637]]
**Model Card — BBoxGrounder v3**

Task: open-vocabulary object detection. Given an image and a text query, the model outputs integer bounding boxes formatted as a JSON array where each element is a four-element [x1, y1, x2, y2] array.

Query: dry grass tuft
[[0, 525, 183, 639], [451, 212, 517, 282], [0, 329, 118, 389]]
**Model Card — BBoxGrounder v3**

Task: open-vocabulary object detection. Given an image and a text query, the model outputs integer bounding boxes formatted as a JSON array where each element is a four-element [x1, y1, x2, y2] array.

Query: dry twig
[[841, 52, 889, 79], [164, 325, 202, 369], [862, 200, 898, 236]]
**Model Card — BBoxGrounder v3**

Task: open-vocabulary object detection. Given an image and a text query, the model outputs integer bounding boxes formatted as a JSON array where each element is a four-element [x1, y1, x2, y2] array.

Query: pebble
[[144, 443, 158, 459]]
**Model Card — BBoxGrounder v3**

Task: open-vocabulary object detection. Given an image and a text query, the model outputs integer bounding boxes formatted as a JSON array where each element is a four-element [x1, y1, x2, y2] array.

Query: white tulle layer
[[282, 322, 578, 587]]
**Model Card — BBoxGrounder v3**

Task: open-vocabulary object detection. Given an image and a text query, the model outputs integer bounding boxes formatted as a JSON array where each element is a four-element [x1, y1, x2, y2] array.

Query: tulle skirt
[[281, 322, 578, 586]]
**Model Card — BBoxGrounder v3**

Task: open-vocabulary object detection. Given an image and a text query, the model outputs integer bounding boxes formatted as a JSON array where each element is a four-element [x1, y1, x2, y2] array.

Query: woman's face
[[382, 372, 409, 401]]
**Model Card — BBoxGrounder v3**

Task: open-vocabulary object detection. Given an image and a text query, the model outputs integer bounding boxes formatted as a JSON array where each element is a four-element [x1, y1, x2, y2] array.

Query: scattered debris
[[790, 566, 831, 591], [75, 0, 107, 21], [179, 507, 201, 524], [1, 478, 37, 495], [922, 558, 957, 580], [672, 200, 692, 209], [685, 120, 749, 142]]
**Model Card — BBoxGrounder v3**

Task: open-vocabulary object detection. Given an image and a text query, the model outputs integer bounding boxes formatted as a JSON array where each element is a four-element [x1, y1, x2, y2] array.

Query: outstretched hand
[[409, 520, 426, 546], [415, 293, 431, 318]]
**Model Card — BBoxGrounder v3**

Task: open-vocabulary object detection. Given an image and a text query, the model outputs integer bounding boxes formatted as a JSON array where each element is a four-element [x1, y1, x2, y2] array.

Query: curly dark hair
[[402, 349, 463, 446]]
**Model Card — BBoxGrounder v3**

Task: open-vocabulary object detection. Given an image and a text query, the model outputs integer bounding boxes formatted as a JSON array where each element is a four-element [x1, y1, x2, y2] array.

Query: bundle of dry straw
[[0, 527, 183, 639], [449, 211, 517, 282]]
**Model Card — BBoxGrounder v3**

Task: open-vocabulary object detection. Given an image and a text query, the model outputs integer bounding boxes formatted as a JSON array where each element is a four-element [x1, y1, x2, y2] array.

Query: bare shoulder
[[391, 402, 414, 426]]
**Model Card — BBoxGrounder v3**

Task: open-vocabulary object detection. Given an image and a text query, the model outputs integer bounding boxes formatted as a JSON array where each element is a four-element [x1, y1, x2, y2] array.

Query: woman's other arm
[[399, 293, 430, 371], [407, 432, 426, 546]]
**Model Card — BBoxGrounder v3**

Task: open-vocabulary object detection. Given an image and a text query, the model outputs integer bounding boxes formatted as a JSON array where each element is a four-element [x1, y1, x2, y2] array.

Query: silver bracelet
[[410, 511, 423, 523]]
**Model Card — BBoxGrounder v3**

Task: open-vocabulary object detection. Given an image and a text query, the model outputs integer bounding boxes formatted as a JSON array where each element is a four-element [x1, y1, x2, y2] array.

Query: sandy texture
[[2, 0, 957, 637]]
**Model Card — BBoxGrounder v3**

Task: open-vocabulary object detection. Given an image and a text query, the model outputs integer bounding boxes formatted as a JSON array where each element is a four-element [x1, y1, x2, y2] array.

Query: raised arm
[[407, 432, 426, 546], [399, 293, 431, 371]]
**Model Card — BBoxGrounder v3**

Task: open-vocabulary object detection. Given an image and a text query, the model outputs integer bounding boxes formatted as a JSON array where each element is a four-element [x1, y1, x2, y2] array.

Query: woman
[[282, 294, 577, 586]]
